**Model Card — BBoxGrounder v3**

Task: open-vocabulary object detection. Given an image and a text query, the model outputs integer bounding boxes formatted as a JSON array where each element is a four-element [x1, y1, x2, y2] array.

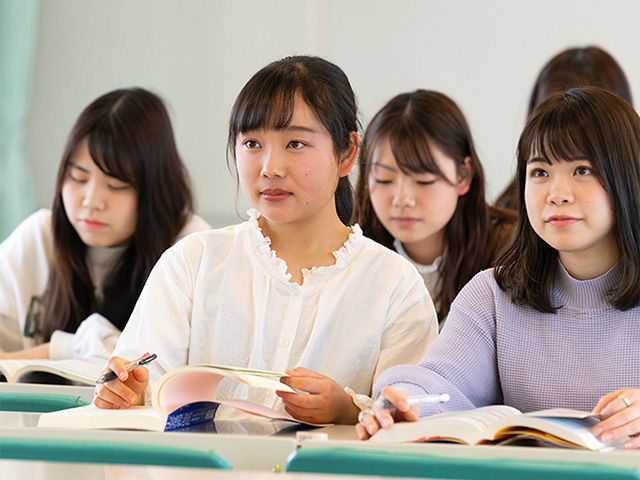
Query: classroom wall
[[25, 0, 640, 227]]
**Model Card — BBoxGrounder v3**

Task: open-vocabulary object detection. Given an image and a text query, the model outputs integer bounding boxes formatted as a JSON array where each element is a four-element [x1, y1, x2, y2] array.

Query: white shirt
[[393, 239, 442, 315], [114, 209, 438, 419], [0, 208, 210, 359]]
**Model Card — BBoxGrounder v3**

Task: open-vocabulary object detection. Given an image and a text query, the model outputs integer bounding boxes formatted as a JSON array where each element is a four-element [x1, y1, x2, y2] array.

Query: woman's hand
[[93, 356, 149, 409], [277, 367, 360, 424], [593, 388, 640, 448], [0, 343, 50, 359], [355, 386, 420, 440]]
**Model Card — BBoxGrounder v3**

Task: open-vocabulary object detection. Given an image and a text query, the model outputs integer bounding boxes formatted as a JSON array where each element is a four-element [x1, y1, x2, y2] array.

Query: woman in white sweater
[[0, 88, 210, 361], [95, 56, 438, 425]]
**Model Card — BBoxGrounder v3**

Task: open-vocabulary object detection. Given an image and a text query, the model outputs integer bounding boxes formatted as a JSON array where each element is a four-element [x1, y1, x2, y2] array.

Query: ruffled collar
[[246, 209, 364, 286]]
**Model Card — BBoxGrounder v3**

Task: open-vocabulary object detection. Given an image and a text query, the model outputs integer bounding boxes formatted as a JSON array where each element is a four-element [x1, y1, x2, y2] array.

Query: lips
[[392, 217, 419, 227], [261, 188, 292, 201], [546, 215, 580, 227], [81, 218, 107, 229]]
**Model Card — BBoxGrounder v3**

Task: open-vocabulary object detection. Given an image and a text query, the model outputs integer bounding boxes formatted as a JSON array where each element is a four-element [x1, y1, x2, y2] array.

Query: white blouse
[[114, 210, 438, 419]]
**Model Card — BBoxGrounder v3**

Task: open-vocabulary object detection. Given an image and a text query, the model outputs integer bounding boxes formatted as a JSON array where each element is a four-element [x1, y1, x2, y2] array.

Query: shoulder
[[0, 209, 53, 255], [173, 214, 212, 244], [450, 268, 509, 316]]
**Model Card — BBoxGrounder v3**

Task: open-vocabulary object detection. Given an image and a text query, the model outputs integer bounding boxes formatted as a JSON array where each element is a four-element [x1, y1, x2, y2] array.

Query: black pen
[[96, 352, 157, 384]]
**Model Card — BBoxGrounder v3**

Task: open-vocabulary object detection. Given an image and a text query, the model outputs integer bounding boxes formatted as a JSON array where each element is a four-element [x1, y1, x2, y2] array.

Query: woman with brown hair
[[0, 87, 209, 360], [353, 89, 516, 325]]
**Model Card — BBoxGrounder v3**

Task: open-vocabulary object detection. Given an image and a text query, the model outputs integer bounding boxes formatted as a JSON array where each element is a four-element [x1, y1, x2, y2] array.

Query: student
[[496, 45, 633, 210], [0, 88, 210, 361], [94, 56, 438, 425], [353, 90, 516, 324], [357, 87, 640, 449]]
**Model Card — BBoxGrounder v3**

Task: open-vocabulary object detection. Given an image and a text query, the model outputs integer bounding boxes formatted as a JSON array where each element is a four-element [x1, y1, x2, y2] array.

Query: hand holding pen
[[93, 353, 156, 410]]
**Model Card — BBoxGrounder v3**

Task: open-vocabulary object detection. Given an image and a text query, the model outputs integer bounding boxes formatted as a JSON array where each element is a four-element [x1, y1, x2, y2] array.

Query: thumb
[[286, 366, 325, 379]]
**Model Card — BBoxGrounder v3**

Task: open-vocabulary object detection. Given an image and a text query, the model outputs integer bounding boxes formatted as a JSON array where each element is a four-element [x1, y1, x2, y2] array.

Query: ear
[[339, 132, 359, 177], [457, 156, 473, 196]]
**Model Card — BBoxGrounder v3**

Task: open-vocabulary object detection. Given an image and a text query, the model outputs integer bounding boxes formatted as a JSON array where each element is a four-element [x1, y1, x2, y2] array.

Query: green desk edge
[[0, 392, 89, 412], [0, 437, 232, 469], [286, 446, 640, 480]]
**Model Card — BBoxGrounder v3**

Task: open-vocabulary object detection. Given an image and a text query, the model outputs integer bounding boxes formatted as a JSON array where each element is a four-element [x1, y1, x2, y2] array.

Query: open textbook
[[369, 405, 628, 451], [0, 358, 102, 385], [38, 364, 328, 431]]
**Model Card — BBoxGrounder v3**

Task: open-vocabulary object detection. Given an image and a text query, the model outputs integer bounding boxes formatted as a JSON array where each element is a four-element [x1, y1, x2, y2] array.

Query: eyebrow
[[68, 162, 89, 173], [372, 162, 398, 172], [283, 124, 319, 134]]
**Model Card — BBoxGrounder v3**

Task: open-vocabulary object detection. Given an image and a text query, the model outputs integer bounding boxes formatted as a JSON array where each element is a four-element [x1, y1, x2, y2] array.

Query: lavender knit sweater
[[375, 261, 640, 417]]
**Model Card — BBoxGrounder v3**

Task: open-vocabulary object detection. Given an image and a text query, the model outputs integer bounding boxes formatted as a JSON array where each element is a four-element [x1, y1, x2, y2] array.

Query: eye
[[108, 183, 131, 191], [287, 140, 307, 149], [575, 165, 592, 176], [67, 169, 88, 184], [417, 180, 436, 186], [529, 168, 548, 178], [373, 179, 392, 185], [243, 140, 260, 149]]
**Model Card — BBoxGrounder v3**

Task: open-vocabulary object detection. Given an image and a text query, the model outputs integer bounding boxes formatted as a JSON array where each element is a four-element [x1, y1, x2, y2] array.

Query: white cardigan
[[0, 209, 210, 359], [114, 209, 438, 419]]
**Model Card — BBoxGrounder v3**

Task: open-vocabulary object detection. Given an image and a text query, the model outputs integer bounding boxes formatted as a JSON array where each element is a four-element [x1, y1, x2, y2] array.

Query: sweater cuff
[[49, 330, 75, 360]]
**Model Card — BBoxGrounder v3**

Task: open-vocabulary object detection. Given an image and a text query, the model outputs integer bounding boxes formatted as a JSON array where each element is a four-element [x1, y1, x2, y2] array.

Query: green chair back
[[286, 446, 640, 480], [0, 392, 89, 412], [0, 436, 232, 469]]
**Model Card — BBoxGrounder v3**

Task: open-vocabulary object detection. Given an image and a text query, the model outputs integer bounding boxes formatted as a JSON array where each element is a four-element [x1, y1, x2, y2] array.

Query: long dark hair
[[496, 46, 633, 210], [495, 87, 640, 312], [227, 55, 360, 225], [41, 87, 194, 341], [353, 90, 516, 320]]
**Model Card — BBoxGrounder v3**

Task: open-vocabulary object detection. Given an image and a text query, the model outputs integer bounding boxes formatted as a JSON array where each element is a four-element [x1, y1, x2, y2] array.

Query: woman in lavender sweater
[[357, 86, 640, 449]]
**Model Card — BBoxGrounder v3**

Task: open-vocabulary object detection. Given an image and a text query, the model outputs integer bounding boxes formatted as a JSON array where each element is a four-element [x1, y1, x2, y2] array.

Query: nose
[[81, 180, 106, 211], [260, 148, 286, 178], [547, 175, 574, 205], [392, 177, 416, 208]]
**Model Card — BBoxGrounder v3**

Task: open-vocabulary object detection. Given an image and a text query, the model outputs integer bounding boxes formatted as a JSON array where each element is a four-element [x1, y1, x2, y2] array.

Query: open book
[[38, 364, 327, 431], [0, 358, 102, 386], [370, 405, 628, 451]]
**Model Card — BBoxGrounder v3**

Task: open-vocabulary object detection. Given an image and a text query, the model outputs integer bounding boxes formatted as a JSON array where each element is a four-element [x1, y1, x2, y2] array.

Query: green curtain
[[0, 0, 39, 241]]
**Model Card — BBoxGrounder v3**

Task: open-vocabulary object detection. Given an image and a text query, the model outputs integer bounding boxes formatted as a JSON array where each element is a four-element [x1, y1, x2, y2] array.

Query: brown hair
[[495, 87, 640, 312], [496, 46, 633, 210], [227, 55, 359, 226], [353, 90, 516, 320], [41, 88, 194, 341]]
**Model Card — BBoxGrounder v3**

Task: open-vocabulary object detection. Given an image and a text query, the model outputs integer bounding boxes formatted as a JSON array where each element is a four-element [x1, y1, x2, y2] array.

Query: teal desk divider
[[286, 446, 640, 480], [0, 392, 89, 413], [0, 436, 233, 469]]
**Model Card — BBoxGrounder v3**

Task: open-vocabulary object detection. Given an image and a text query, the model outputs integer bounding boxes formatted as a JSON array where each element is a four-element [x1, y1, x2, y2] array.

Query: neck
[[401, 231, 445, 266], [559, 247, 620, 280]]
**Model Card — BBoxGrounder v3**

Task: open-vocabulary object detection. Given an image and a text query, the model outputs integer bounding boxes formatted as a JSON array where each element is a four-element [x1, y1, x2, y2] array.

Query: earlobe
[[339, 132, 359, 177], [457, 156, 473, 196]]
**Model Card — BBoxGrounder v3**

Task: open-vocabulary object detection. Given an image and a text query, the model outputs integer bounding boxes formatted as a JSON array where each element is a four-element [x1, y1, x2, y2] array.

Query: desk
[[0, 458, 414, 479], [0, 382, 95, 403], [0, 411, 296, 471]]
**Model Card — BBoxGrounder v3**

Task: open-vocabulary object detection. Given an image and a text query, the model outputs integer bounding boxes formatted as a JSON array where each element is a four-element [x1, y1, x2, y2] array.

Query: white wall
[[26, 0, 640, 227]]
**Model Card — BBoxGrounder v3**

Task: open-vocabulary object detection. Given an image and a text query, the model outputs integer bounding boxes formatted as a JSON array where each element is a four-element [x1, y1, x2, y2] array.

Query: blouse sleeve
[[49, 313, 121, 360], [112, 238, 202, 384], [374, 270, 503, 416]]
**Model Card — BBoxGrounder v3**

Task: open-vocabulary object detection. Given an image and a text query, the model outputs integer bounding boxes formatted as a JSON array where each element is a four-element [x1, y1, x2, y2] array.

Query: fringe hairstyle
[[495, 87, 640, 312], [353, 90, 516, 320], [41, 88, 194, 341]]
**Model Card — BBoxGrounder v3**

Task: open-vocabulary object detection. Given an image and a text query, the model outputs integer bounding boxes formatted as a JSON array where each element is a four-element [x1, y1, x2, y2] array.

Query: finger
[[623, 435, 640, 449], [127, 366, 149, 395], [102, 356, 131, 382], [600, 394, 633, 419], [283, 402, 320, 423], [355, 422, 371, 440], [281, 392, 323, 411], [93, 396, 122, 410], [360, 411, 383, 435], [283, 376, 327, 394], [94, 383, 135, 408], [599, 416, 640, 443], [379, 386, 411, 412], [593, 389, 626, 414]]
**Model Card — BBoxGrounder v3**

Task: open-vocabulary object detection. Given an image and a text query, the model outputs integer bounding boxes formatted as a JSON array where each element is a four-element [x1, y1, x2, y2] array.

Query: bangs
[[231, 80, 298, 135], [85, 125, 139, 189], [386, 126, 448, 181], [523, 127, 590, 165]]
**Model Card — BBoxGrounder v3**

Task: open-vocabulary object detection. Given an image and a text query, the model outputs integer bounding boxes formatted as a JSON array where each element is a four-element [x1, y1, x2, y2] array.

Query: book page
[[37, 405, 166, 431], [0, 358, 102, 385], [370, 405, 521, 444]]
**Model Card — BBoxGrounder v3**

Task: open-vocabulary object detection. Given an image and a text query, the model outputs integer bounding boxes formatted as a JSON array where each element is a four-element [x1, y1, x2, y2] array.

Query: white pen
[[375, 393, 450, 410]]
